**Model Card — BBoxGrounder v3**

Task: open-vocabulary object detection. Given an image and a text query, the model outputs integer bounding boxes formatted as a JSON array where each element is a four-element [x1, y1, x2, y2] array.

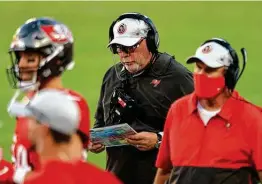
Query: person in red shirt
[[0, 17, 90, 184], [154, 38, 262, 184], [8, 89, 121, 184], [0, 148, 13, 184], [23, 160, 121, 184]]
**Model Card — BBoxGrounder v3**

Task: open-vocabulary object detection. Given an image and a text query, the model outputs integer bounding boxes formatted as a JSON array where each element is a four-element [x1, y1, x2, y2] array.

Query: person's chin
[[125, 64, 140, 73], [126, 67, 139, 73]]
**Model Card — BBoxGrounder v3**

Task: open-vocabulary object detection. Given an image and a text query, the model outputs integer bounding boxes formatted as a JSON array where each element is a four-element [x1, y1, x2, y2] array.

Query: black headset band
[[201, 38, 235, 61], [109, 13, 157, 42], [113, 13, 156, 34], [201, 38, 242, 91], [108, 12, 159, 54]]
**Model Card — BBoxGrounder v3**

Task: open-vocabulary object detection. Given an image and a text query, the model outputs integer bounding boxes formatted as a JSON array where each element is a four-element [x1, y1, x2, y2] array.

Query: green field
[[0, 2, 261, 169]]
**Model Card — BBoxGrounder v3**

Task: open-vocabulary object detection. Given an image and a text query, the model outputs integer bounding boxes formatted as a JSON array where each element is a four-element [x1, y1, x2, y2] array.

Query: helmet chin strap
[[18, 81, 39, 92], [7, 75, 40, 117], [17, 74, 40, 92]]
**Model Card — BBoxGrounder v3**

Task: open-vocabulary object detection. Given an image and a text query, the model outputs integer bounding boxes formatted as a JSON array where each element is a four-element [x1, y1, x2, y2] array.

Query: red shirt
[[11, 89, 90, 181], [156, 92, 262, 171], [23, 160, 122, 184]]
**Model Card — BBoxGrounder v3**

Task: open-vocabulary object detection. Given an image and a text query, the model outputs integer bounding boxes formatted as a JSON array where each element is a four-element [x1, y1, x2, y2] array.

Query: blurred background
[[0, 1, 261, 169]]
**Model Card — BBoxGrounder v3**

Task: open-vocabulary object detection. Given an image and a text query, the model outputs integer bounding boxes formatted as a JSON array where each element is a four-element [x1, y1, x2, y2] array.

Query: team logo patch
[[202, 45, 212, 54], [117, 23, 127, 34], [151, 79, 161, 87]]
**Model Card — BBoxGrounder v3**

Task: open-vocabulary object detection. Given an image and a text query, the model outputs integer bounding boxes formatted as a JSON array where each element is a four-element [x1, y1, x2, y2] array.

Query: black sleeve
[[93, 81, 105, 128], [178, 69, 194, 96], [166, 61, 194, 104], [93, 67, 116, 128], [173, 59, 194, 96]]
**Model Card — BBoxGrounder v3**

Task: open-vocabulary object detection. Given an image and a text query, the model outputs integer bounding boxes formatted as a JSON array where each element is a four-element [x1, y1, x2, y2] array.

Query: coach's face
[[17, 51, 42, 81], [117, 39, 152, 73], [194, 60, 225, 77], [193, 60, 227, 98]]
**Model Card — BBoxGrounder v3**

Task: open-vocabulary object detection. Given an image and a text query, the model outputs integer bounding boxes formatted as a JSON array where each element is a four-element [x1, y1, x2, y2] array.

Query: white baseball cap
[[8, 89, 80, 135], [187, 41, 233, 68], [108, 18, 149, 47]]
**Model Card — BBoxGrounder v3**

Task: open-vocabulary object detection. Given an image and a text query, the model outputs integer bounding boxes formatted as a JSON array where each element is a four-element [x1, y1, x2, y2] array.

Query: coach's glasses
[[115, 39, 144, 54]]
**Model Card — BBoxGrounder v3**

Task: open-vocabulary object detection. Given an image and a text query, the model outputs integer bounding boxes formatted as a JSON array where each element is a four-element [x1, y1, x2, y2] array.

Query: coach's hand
[[89, 143, 105, 154], [126, 132, 158, 151]]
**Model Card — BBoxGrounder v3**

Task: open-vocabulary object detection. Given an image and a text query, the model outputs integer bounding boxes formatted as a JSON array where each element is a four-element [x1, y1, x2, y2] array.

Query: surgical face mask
[[194, 73, 225, 98]]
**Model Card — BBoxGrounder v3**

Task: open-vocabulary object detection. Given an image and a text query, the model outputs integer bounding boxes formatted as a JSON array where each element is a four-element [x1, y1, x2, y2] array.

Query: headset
[[201, 38, 247, 91], [108, 12, 160, 54]]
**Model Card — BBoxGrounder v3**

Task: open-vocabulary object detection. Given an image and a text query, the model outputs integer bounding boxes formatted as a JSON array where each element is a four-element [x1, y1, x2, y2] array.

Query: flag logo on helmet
[[117, 23, 127, 34], [41, 24, 73, 43], [202, 45, 212, 54]]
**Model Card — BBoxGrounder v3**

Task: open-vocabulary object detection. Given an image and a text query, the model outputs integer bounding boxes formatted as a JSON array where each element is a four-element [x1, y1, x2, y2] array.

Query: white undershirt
[[197, 102, 221, 126]]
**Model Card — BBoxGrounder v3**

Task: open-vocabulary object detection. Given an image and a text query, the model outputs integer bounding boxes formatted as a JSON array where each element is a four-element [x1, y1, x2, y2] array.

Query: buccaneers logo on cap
[[117, 23, 127, 34], [202, 45, 212, 54]]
